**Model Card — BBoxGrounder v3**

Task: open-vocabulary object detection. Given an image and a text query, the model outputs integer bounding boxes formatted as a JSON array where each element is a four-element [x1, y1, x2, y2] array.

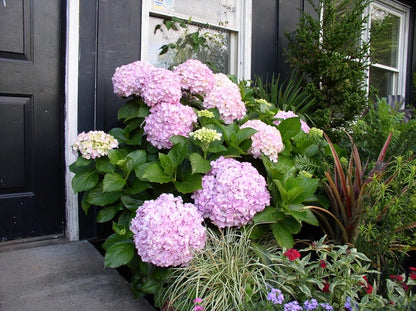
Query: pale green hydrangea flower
[[308, 127, 324, 138], [189, 128, 222, 144], [197, 110, 215, 118], [255, 98, 272, 106]]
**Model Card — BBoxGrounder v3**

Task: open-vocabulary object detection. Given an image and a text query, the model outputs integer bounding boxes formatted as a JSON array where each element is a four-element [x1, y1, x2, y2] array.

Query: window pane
[[369, 66, 397, 98], [370, 6, 400, 67], [152, 0, 238, 28], [149, 16, 231, 73]]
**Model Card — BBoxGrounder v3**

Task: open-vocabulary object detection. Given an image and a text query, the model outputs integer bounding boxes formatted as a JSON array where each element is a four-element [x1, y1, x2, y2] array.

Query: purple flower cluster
[[240, 120, 284, 162], [303, 299, 319, 310], [144, 102, 197, 149], [141, 67, 182, 106], [112, 61, 154, 97], [192, 157, 270, 228], [284, 301, 303, 311], [174, 59, 215, 95], [72, 130, 118, 159], [203, 73, 246, 124], [274, 110, 311, 134], [130, 193, 206, 267], [267, 288, 284, 305]]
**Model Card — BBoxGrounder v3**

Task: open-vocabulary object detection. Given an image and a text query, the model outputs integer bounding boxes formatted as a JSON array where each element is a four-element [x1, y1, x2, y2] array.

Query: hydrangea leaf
[[102, 233, 125, 251], [108, 127, 127, 144], [96, 203, 123, 223], [174, 173, 202, 194], [121, 194, 143, 211], [189, 153, 211, 174], [86, 185, 121, 206], [103, 173, 126, 192], [104, 240, 135, 268], [142, 162, 173, 183], [96, 157, 115, 173], [159, 153, 176, 177], [71, 170, 99, 193], [126, 150, 147, 172], [81, 191, 91, 214], [117, 100, 142, 121], [277, 117, 301, 142], [253, 206, 285, 224]]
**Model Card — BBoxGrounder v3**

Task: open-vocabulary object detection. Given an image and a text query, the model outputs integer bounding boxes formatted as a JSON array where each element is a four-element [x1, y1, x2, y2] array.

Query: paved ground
[[0, 239, 155, 311]]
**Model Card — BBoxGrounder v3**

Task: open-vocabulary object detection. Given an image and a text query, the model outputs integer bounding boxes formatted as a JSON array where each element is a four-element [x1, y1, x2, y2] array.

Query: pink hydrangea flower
[[192, 157, 270, 228], [240, 120, 284, 162], [144, 102, 197, 149], [273, 110, 310, 133], [141, 67, 182, 106], [112, 61, 154, 97], [72, 130, 118, 159], [173, 59, 215, 95], [130, 193, 206, 267], [203, 73, 246, 124]]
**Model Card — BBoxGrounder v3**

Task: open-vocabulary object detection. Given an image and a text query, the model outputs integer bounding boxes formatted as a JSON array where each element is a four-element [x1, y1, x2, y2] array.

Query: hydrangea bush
[[70, 58, 329, 307]]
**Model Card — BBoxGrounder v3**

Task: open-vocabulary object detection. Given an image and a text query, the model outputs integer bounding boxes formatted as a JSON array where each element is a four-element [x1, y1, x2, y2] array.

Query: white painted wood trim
[[64, 0, 80, 241]]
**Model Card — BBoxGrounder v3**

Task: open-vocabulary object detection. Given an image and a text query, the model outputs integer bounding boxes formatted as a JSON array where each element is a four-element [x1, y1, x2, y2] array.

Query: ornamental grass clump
[[161, 228, 273, 311]]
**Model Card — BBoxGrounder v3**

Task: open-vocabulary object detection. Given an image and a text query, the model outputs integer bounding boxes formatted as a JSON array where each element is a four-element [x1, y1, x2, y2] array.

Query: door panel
[[0, 0, 64, 240]]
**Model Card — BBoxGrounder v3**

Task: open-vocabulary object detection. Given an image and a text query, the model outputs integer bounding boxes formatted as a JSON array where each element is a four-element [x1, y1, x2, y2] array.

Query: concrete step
[[0, 239, 155, 311]]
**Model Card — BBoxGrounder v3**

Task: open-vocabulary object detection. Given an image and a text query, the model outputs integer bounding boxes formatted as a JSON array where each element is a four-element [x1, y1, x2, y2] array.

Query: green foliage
[[345, 99, 416, 162], [285, 0, 371, 133], [356, 155, 416, 286], [161, 228, 274, 311]]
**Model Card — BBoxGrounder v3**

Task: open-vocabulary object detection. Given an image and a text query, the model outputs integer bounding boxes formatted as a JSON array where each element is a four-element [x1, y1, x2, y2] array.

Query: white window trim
[[141, 0, 252, 80], [366, 0, 410, 99]]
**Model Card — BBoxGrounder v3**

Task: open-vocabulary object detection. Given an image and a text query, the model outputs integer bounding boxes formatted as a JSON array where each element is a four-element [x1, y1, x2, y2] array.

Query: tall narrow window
[[368, 1, 409, 101], [141, 0, 252, 79]]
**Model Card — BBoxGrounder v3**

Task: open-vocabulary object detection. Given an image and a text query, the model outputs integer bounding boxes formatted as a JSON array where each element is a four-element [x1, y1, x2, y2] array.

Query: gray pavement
[[0, 239, 155, 311]]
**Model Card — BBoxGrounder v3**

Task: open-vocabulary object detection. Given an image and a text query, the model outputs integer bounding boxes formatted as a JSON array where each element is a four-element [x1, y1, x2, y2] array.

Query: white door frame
[[65, 0, 80, 241]]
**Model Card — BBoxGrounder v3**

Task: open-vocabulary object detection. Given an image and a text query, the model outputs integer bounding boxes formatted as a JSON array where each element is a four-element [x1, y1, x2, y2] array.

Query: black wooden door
[[0, 0, 64, 240]]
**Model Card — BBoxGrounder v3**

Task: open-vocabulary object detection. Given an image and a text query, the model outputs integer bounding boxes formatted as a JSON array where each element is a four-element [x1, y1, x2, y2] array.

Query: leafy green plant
[[285, 0, 371, 133], [161, 228, 273, 311], [356, 155, 416, 285], [345, 99, 416, 162]]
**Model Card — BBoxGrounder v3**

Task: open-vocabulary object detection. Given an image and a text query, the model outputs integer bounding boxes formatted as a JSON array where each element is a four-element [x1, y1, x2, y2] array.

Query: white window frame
[[141, 0, 252, 80], [364, 0, 410, 99]]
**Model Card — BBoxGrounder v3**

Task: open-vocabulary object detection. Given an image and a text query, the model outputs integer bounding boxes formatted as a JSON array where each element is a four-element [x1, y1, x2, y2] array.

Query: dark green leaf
[[81, 191, 91, 214], [121, 194, 143, 211], [103, 173, 126, 192], [97, 204, 123, 223], [174, 173, 202, 194], [272, 222, 294, 249], [277, 118, 301, 141], [87, 185, 121, 206], [142, 163, 173, 183], [253, 206, 285, 224], [168, 142, 188, 167], [189, 153, 211, 174], [118, 101, 141, 121], [107, 149, 129, 164], [109, 128, 126, 144], [159, 153, 176, 176], [126, 150, 147, 172], [96, 157, 116, 173], [125, 179, 151, 195], [104, 240, 135, 268], [102, 233, 125, 251], [71, 170, 99, 193]]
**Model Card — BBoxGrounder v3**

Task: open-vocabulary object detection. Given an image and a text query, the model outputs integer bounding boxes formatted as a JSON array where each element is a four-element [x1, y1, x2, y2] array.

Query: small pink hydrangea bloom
[[112, 61, 154, 97], [72, 130, 118, 159], [130, 193, 206, 267], [192, 157, 270, 228], [273, 110, 310, 133], [144, 102, 197, 149], [141, 67, 182, 106], [240, 119, 284, 162], [173, 59, 215, 95], [203, 73, 246, 124]]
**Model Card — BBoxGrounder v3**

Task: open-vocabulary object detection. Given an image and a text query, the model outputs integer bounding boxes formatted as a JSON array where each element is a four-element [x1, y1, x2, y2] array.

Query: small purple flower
[[319, 303, 333, 310], [284, 301, 302, 311], [344, 297, 352, 311], [303, 298, 318, 310], [193, 298, 203, 304], [266, 288, 284, 305], [193, 306, 204, 311]]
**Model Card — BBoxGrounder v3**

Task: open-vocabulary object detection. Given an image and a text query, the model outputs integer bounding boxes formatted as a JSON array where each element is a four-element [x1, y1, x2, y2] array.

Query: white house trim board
[[64, 0, 80, 241]]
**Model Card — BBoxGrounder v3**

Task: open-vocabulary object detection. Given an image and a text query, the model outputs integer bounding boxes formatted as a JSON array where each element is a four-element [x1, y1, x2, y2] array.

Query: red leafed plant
[[307, 132, 393, 245]]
